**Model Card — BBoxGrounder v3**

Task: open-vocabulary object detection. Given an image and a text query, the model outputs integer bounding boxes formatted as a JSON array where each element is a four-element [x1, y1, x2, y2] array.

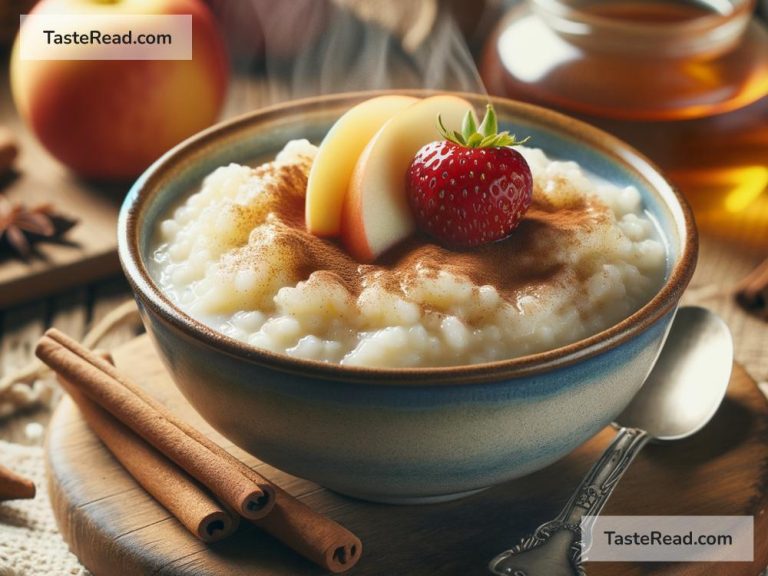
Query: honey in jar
[[482, 0, 768, 242]]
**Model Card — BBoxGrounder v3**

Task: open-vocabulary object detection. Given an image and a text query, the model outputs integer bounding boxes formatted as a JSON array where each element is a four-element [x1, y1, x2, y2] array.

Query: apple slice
[[342, 94, 474, 262], [306, 95, 419, 237]]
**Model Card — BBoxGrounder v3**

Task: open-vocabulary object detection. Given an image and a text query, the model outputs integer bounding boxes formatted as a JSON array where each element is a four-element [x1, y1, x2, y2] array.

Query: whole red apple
[[10, 0, 228, 180]]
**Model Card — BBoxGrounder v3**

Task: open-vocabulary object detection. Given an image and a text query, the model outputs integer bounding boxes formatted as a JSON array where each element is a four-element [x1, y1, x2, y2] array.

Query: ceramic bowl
[[118, 91, 697, 504]]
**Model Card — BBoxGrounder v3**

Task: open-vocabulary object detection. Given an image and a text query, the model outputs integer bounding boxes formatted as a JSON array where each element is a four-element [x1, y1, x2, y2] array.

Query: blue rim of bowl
[[118, 90, 698, 386]]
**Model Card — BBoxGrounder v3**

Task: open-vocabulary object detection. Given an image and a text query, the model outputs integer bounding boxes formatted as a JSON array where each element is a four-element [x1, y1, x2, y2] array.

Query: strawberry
[[406, 104, 533, 247]]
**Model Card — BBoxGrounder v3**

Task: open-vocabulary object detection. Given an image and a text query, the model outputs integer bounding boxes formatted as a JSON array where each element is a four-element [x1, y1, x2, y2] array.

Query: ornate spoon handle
[[489, 427, 650, 576]]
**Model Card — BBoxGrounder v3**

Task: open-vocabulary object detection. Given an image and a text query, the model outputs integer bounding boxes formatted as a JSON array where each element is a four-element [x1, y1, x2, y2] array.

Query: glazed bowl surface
[[118, 91, 697, 503]]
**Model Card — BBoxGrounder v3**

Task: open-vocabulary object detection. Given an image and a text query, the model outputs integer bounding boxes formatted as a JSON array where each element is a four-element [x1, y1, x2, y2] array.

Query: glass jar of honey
[[481, 0, 768, 241]]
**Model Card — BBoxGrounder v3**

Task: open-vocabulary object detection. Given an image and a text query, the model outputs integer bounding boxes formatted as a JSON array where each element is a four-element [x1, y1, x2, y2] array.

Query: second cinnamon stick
[[254, 485, 363, 573]]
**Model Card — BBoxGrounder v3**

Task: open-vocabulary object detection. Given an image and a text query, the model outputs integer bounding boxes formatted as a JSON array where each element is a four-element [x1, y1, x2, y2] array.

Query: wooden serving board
[[46, 335, 768, 576]]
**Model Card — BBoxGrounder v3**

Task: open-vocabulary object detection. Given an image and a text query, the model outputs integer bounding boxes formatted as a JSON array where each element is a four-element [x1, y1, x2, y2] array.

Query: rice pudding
[[150, 138, 667, 368]]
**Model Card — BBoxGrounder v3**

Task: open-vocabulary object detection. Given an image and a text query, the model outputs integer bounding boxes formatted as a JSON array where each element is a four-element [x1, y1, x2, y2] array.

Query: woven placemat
[[0, 440, 89, 576]]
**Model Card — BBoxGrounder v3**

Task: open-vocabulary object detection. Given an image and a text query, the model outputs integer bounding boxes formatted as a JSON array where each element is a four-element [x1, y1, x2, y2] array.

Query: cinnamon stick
[[95, 360, 364, 572], [37, 329, 362, 573], [165, 411, 363, 572], [0, 127, 18, 174], [90, 346, 363, 572], [38, 329, 363, 572], [735, 257, 768, 319], [35, 329, 275, 520], [59, 378, 239, 543], [254, 486, 363, 573], [0, 463, 35, 501]]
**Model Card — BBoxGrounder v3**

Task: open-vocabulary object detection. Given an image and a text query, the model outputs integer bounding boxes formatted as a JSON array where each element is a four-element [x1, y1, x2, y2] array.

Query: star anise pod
[[0, 195, 78, 259]]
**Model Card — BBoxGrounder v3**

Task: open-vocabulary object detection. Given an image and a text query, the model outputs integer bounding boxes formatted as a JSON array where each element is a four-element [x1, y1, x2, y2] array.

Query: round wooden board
[[46, 335, 768, 576]]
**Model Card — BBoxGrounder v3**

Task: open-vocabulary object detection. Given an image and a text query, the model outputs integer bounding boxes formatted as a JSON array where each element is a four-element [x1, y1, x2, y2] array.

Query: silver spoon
[[489, 306, 733, 576]]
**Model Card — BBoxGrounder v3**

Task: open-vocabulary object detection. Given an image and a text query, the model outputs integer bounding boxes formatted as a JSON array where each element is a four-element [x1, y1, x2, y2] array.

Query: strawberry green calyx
[[438, 104, 530, 149]]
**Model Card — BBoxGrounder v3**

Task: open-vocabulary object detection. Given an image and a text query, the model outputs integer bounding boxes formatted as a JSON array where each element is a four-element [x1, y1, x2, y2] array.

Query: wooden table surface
[[0, 39, 767, 575]]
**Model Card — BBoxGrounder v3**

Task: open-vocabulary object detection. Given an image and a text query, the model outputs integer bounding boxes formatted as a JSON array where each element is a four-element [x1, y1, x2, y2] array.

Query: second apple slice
[[306, 94, 419, 237], [342, 94, 474, 262]]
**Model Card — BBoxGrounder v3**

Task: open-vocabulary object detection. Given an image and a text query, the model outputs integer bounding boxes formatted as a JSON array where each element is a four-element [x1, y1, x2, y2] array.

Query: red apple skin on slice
[[306, 95, 419, 237], [342, 95, 474, 262]]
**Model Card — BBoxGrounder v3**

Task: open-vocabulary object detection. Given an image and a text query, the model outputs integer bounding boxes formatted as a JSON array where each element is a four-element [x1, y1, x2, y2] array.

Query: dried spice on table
[[0, 195, 78, 259], [0, 126, 18, 174], [0, 463, 36, 501], [735, 257, 768, 320]]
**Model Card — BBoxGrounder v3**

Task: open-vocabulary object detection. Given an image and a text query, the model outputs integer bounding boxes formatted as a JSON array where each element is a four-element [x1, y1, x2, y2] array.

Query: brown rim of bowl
[[119, 90, 698, 386]]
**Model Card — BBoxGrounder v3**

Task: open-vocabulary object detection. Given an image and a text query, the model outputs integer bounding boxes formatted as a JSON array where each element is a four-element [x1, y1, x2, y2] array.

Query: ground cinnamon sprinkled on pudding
[[379, 196, 608, 299], [151, 140, 666, 367]]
